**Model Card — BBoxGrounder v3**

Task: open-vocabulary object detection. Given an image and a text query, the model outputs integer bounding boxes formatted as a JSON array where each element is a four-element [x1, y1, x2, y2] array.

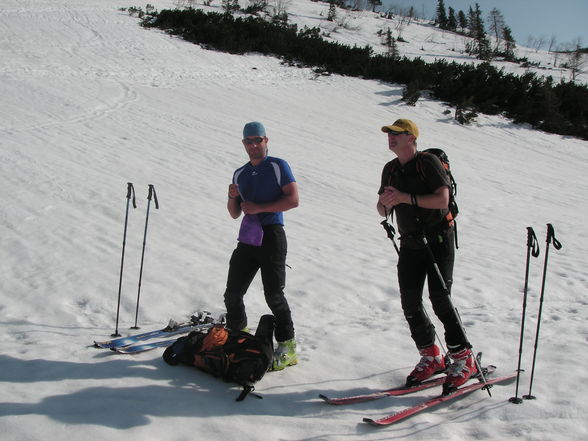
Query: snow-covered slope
[[1, 1, 587, 440]]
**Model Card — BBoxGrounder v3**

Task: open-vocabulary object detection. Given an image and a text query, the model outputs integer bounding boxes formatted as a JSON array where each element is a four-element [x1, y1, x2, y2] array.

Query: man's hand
[[240, 201, 262, 215], [228, 183, 240, 200], [379, 186, 409, 209]]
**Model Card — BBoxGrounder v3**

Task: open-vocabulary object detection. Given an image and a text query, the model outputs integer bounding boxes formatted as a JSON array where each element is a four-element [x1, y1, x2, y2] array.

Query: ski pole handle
[[126, 182, 137, 208], [147, 184, 159, 209], [526, 226, 540, 257], [380, 219, 396, 240], [380, 219, 400, 255], [546, 224, 562, 250]]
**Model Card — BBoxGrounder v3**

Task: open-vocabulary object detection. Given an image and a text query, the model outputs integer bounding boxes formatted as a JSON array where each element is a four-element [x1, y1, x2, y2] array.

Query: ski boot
[[271, 338, 298, 371], [406, 344, 446, 387], [443, 347, 478, 394]]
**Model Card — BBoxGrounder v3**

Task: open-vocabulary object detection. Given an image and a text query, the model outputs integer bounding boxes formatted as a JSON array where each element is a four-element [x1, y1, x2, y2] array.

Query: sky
[[382, 0, 588, 48]]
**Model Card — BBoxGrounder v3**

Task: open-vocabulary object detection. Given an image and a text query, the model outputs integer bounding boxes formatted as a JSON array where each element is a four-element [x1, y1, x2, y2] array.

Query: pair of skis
[[93, 312, 223, 354], [320, 362, 516, 426]]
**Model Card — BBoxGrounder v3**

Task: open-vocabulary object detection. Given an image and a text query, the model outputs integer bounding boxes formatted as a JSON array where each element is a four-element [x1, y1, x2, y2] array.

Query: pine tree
[[487, 7, 505, 55], [502, 25, 516, 61], [436, 0, 448, 29], [455, 96, 478, 124], [327, 1, 336, 22], [467, 6, 476, 38], [447, 7, 457, 31], [567, 39, 586, 82], [384, 28, 399, 59], [244, 0, 268, 15], [457, 10, 468, 33], [222, 0, 240, 15], [402, 81, 421, 105], [466, 3, 491, 60], [270, 0, 289, 26]]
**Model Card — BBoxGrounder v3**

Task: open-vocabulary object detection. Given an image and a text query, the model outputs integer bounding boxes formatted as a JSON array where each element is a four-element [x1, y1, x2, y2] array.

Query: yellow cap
[[381, 118, 419, 138]]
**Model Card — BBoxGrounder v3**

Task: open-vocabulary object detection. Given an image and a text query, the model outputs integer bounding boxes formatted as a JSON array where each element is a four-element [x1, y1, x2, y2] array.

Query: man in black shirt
[[376, 118, 476, 389]]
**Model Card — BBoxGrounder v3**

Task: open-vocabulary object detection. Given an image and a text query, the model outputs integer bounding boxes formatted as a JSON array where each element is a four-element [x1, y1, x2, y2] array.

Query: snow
[[1, 1, 587, 440]]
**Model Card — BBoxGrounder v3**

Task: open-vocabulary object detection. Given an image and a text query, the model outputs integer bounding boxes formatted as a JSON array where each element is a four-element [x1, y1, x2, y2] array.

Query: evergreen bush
[[142, 8, 588, 140]]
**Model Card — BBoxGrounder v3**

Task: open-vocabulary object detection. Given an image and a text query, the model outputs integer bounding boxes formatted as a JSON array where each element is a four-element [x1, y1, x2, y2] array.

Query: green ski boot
[[272, 338, 298, 371]]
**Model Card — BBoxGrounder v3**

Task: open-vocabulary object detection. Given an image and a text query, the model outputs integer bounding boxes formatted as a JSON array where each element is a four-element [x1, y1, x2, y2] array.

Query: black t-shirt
[[378, 152, 450, 241]]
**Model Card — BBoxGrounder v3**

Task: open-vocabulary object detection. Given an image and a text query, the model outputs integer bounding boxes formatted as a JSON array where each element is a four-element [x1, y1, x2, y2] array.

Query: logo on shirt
[[251, 171, 258, 176]]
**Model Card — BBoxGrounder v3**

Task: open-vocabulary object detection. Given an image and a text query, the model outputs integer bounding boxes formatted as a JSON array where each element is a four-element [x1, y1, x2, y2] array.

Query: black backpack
[[163, 315, 275, 401], [416, 148, 459, 247]]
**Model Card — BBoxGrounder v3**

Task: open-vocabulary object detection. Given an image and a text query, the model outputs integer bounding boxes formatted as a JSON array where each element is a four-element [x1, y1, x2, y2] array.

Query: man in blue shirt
[[225, 121, 300, 371]]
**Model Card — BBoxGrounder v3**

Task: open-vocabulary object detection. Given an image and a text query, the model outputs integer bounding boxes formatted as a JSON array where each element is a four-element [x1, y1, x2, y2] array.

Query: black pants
[[398, 228, 468, 351], [224, 225, 294, 342]]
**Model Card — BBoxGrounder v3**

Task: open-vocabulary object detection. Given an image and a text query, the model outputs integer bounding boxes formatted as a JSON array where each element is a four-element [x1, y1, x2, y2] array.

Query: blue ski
[[94, 312, 222, 349], [94, 323, 199, 349], [113, 337, 184, 354]]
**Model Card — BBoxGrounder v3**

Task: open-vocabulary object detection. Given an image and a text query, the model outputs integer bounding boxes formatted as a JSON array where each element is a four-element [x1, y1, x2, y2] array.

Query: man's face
[[387, 131, 413, 151], [242, 136, 268, 161]]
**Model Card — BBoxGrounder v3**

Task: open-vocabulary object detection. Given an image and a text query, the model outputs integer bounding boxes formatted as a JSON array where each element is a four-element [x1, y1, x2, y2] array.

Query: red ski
[[319, 376, 446, 405], [363, 372, 517, 426], [320, 364, 495, 405]]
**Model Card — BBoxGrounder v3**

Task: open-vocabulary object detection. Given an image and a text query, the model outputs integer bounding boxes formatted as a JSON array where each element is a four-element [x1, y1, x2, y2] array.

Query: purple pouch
[[238, 214, 264, 246]]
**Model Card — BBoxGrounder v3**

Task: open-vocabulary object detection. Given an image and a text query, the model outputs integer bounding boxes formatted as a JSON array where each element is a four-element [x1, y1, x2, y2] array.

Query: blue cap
[[243, 121, 266, 138]]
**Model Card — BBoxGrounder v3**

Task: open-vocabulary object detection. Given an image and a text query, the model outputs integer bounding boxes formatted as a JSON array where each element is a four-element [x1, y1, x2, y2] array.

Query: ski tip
[[318, 394, 337, 404], [362, 417, 381, 426], [318, 393, 359, 405]]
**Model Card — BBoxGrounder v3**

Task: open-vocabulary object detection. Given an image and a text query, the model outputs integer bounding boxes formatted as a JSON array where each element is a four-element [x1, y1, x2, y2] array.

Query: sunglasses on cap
[[243, 137, 265, 145]]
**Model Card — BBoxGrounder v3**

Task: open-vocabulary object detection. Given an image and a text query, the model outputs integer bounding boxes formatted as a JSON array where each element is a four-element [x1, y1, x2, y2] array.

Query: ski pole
[[381, 217, 400, 255], [418, 232, 491, 396], [509, 227, 540, 404], [523, 223, 562, 400], [411, 203, 490, 395], [132, 184, 159, 329], [113, 183, 137, 337], [381, 210, 446, 354]]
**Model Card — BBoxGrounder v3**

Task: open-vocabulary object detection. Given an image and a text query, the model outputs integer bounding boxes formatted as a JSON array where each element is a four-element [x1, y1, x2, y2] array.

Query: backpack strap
[[414, 151, 458, 248], [236, 384, 263, 401]]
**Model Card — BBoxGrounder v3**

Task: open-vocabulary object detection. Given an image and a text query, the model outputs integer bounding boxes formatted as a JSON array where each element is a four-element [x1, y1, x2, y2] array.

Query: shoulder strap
[[385, 158, 400, 187], [415, 151, 429, 181]]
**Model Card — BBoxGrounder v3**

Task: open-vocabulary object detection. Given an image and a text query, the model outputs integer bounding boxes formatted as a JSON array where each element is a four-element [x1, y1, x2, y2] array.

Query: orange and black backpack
[[163, 315, 275, 401]]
